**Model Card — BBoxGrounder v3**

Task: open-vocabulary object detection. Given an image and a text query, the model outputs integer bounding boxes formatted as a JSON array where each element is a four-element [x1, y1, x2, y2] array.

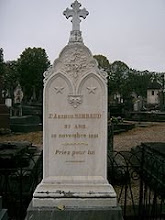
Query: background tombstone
[[26, 1, 122, 219], [14, 83, 24, 105], [13, 83, 23, 116]]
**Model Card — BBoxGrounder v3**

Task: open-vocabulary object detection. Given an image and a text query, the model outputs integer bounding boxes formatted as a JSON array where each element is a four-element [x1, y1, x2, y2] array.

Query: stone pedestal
[[26, 202, 123, 220], [33, 179, 117, 207]]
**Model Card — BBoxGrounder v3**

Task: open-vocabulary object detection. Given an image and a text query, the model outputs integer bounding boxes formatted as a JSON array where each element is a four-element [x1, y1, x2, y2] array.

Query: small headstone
[[14, 83, 23, 104], [33, 0, 117, 209], [13, 84, 23, 116]]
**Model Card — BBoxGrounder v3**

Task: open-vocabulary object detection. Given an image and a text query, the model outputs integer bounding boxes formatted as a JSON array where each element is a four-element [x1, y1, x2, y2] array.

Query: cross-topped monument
[[26, 1, 123, 219], [63, 0, 89, 43], [63, 0, 89, 31]]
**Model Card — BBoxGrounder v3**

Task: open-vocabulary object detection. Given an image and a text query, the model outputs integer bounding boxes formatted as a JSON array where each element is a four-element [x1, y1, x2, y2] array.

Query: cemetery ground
[[0, 121, 165, 151], [1, 122, 165, 219]]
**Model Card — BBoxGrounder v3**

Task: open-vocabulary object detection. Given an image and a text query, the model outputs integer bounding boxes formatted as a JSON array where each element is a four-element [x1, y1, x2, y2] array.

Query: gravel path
[[114, 122, 165, 151], [0, 122, 165, 151], [0, 131, 43, 146]]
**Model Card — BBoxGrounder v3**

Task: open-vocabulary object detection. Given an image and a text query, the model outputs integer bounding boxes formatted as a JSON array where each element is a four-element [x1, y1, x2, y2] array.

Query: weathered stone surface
[[32, 0, 118, 211], [26, 202, 123, 220], [33, 40, 117, 207]]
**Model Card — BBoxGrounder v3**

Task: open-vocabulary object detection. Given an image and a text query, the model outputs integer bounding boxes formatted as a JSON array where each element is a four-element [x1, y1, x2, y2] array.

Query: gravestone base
[[25, 202, 123, 220], [33, 178, 117, 207]]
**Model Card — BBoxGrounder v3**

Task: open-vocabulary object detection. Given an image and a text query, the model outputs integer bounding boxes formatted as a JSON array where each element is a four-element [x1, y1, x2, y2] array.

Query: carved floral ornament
[[61, 47, 95, 80], [43, 56, 107, 86], [68, 94, 83, 108], [43, 0, 108, 84], [43, 1, 108, 110]]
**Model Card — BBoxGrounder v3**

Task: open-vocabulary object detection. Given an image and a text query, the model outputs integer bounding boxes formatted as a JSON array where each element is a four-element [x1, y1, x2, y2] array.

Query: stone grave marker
[[13, 83, 23, 116], [26, 1, 122, 219], [14, 83, 24, 105], [34, 0, 117, 207]]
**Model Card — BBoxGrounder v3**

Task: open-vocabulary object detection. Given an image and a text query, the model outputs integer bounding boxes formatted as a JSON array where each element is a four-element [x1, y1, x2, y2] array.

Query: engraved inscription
[[62, 143, 88, 146], [51, 112, 100, 163], [48, 113, 102, 119]]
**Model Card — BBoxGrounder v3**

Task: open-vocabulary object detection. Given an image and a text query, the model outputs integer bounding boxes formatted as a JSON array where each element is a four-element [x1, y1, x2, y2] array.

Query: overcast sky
[[1, 0, 165, 72]]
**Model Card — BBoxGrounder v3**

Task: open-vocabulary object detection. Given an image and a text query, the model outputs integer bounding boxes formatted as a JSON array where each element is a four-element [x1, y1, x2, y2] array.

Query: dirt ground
[[0, 131, 43, 147], [114, 122, 165, 151], [0, 122, 165, 151]]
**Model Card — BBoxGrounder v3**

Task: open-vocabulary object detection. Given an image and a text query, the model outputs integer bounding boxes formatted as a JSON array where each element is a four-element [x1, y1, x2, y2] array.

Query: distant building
[[147, 81, 161, 107]]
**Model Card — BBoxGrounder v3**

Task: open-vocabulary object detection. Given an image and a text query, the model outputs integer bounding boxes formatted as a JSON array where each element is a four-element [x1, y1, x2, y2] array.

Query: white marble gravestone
[[33, 0, 117, 208]]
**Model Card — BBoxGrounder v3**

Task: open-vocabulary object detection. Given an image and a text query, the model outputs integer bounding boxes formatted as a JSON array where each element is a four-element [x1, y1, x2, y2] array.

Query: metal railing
[[108, 148, 165, 219], [0, 148, 42, 220], [0, 145, 165, 219]]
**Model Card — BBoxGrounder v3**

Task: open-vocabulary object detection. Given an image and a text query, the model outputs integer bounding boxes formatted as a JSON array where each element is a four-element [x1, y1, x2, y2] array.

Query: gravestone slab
[[33, 42, 117, 207], [32, 0, 118, 211]]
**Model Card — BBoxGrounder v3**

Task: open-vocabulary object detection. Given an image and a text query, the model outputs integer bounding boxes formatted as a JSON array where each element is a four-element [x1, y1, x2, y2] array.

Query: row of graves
[[0, 141, 43, 219], [0, 1, 165, 219], [0, 75, 43, 219], [1, 83, 42, 133], [107, 142, 165, 219]]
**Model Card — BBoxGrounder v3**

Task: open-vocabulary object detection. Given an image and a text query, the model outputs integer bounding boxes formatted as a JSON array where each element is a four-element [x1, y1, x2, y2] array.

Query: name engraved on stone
[[48, 113, 102, 119]]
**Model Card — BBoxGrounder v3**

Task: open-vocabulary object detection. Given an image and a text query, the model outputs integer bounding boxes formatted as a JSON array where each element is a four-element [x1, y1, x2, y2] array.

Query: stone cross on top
[[63, 0, 89, 43]]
